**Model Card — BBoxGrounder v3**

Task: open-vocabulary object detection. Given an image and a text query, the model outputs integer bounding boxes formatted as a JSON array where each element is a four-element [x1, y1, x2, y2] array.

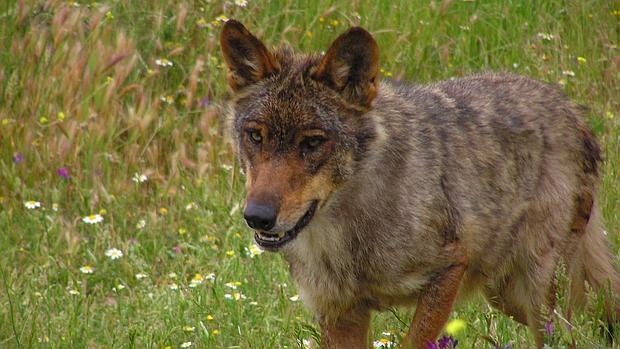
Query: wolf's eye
[[247, 129, 262, 144], [300, 136, 326, 155]]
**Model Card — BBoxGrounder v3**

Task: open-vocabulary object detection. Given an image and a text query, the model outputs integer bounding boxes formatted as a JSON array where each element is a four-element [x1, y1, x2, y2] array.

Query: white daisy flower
[[246, 243, 264, 258], [24, 201, 41, 209], [104, 248, 123, 260], [132, 173, 148, 183], [289, 295, 300, 302], [82, 214, 103, 224], [79, 265, 94, 274], [234, 0, 248, 7], [68, 289, 80, 295], [154, 58, 173, 67], [135, 273, 148, 280], [181, 342, 192, 348], [136, 219, 146, 229]]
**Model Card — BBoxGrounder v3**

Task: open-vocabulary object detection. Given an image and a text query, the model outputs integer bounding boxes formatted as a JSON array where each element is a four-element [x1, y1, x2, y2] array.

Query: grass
[[0, 0, 618, 348]]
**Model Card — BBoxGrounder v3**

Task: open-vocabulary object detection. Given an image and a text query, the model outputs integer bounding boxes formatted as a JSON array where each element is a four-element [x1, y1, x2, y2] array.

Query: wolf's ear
[[312, 27, 379, 107], [220, 20, 279, 91]]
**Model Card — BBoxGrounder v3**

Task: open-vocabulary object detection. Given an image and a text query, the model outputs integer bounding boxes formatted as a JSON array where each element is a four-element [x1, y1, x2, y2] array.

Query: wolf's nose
[[244, 202, 277, 231]]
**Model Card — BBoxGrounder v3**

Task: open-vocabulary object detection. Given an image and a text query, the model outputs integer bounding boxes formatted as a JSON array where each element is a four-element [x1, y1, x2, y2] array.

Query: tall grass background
[[0, 0, 618, 348]]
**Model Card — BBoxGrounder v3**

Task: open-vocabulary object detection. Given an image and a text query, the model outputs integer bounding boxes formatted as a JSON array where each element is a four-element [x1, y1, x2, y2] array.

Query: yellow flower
[[606, 111, 614, 119], [212, 329, 220, 335], [445, 319, 466, 335], [306, 31, 313, 38], [226, 250, 235, 256], [183, 325, 195, 332], [79, 265, 94, 274], [577, 57, 586, 64], [99, 209, 107, 215], [179, 228, 187, 235], [206, 315, 214, 321], [331, 20, 339, 27], [57, 112, 65, 121], [1, 119, 8, 126], [159, 207, 168, 215], [319, 16, 325, 23], [39, 116, 48, 124]]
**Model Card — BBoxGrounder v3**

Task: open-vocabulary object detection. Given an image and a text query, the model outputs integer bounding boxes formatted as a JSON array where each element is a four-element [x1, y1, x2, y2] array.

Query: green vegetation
[[1, 1, 618, 347]]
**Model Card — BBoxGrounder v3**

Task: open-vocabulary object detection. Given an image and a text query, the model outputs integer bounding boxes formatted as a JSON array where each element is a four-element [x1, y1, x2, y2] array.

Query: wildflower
[[225, 281, 241, 289], [189, 273, 204, 287], [39, 116, 48, 124], [132, 173, 147, 183], [226, 250, 235, 257], [172, 245, 182, 254], [168, 272, 177, 279], [319, 17, 325, 23], [444, 319, 466, 335], [212, 329, 220, 335], [562, 70, 575, 77], [606, 111, 614, 119], [289, 295, 300, 302], [57, 167, 70, 179], [537, 32, 555, 41], [306, 31, 313, 38], [246, 244, 264, 258], [136, 219, 146, 229], [159, 207, 168, 215], [545, 320, 553, 336], [1, 119, 9, 126], [178, 228, 187, 235], [105, 76, 113, 84], [24, 201, 41, 209], [57, 112, 65, 121], [113, 284, 125, 292], [80, 265, 94, 274], [135, 273, 148, 280], [373, 338, 395, 348], [437, 335, 458, 349], [206, 315, 214, 321], [185, 202, 196, 210], [234, 0, 248, 7], [82, 214, 103, 224], [183, 326, 195, 332], [155, 58, 173, 67], [69, 289, 80, 295], [577, 57, 586, 64], [105, 248, 123, 260], [331, 20, 339, 27], [181, 342, 192, 348], [201, 96, 210, 107], [12, 153, 24, 164], [215, 14, 229, 22], [169, 283, 179, 290], [224, 292, 246, 300], [197, 18, 208, 28]]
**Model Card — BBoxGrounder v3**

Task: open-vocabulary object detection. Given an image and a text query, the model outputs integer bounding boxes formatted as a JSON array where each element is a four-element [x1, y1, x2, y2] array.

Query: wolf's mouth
[[254, 200, 318, 251]]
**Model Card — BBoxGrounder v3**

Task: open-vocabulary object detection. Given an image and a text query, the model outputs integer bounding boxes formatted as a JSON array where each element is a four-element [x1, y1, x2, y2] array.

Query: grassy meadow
[[1, 0, 619, 348]]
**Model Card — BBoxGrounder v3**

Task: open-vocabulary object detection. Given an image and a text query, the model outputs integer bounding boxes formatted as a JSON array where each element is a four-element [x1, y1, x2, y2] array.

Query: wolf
[[219, 19, 620, 348]]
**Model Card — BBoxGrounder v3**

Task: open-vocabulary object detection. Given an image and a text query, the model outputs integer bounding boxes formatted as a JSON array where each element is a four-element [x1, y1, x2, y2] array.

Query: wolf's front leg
[[320, 307, 370, 349], [403, 262, 467, 349]]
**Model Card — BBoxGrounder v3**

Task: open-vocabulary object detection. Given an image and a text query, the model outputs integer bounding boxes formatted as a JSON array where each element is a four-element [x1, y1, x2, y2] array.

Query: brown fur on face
[[220, 20, 620, 349]]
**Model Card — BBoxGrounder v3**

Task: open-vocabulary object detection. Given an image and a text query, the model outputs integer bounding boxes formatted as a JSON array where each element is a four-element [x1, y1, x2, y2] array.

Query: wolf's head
[[220, 20, 379, 251]]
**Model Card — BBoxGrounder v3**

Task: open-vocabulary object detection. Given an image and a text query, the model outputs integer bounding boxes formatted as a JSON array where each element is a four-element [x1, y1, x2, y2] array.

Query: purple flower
[[437, 336, 458, 349], [172, 245, 182, 254], [427, 336, 458, 349], [57, 167, 70, 179], [545, 320, 553, 337], [12, 152, 24, 164], [201, 96, 210, 107]]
